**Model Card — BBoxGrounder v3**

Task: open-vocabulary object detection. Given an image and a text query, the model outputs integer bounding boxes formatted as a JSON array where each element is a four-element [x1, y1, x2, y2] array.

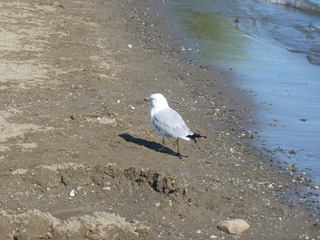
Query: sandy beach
[[0, 0, 319, 239]]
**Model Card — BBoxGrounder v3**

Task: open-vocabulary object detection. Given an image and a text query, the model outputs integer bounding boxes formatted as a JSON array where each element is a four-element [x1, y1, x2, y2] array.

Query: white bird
[[145, 93, 206, 156]]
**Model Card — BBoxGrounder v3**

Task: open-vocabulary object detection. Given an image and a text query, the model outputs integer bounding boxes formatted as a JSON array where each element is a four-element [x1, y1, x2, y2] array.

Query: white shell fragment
[[69, 189, 76, 197]]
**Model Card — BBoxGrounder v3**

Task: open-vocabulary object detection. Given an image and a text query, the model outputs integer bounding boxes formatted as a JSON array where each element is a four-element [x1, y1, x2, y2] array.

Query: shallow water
[[165, 0, 320, 198]]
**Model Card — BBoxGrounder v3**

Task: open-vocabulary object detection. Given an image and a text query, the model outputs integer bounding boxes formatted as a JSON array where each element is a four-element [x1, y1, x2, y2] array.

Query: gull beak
[[144, 98, 150, 101]]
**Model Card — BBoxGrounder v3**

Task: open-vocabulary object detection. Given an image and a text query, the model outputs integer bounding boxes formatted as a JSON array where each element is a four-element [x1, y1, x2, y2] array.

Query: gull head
[[145, 93, 169, 110]]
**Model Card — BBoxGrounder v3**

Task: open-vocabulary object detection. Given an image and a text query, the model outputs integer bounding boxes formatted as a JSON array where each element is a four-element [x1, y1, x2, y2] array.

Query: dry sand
[[0, 0, 319, 239]]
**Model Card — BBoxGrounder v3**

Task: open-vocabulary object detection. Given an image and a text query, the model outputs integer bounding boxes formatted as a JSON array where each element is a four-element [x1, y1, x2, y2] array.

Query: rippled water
[[165, 0, 320, 197]]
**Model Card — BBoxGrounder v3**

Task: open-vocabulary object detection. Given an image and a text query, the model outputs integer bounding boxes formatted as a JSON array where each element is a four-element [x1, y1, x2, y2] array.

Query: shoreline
[[162, 0, 320, 205], [0, 0, 319, 239], [150, 0, 320, 209]]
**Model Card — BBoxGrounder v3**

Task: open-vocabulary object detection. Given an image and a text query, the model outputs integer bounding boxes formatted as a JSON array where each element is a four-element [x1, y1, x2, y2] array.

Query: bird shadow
[[119, 134, 185, 158]]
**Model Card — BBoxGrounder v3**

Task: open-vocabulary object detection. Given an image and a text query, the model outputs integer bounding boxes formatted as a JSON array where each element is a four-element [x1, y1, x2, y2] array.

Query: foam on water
[[266, 0, 320, 13]]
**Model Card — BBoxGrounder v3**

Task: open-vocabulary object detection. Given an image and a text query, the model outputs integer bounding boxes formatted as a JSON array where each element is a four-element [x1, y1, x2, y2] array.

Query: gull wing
[[151, 108, 191, 139]]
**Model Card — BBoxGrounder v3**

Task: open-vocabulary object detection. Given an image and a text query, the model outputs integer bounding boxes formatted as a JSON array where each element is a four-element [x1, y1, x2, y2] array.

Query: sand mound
[[0, 209, 156, 239], [0, 163, 193, 239]]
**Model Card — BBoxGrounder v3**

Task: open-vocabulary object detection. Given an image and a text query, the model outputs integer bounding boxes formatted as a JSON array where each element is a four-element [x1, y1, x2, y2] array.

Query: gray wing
[[151, 108, 191, 138]]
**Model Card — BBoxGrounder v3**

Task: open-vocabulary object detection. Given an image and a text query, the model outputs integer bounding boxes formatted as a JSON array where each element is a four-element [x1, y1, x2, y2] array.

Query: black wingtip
[[187, 133, 207, 143]]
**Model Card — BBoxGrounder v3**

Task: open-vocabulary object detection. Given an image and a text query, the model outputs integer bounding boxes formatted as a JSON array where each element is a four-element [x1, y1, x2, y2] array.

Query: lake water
[[165, 0, 320, 200]]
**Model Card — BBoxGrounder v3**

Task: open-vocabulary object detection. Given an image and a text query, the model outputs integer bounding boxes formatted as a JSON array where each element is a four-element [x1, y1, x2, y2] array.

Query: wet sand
[[0, 0, 319, 239]]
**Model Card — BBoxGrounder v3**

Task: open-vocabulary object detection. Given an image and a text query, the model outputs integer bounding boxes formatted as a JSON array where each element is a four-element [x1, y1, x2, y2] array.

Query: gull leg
[[161, 138, 165, 151], [174, 138, 181, 157], [156, 138, 165, 152], [177, 138, 180, 155]]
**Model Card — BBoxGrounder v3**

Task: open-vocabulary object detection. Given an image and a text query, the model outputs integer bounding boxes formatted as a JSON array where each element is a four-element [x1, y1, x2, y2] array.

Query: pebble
[[218, 219, 250, 234], [155, 202, 161, 207], [131, 218, 138, 223], [312, 222, 320, 230], [289, 150, 297, 154]]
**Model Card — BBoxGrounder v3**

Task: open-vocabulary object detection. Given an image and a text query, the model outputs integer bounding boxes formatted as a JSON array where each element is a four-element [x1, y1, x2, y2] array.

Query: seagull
[[145, 93, 206, 156]]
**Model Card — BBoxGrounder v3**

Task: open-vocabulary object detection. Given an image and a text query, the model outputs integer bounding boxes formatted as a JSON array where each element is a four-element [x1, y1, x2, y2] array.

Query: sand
[[0, 0, 319, 239]]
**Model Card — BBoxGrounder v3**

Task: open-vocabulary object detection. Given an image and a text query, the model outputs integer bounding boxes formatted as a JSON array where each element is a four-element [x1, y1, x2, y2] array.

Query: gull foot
[[173, 152, 188, 159]]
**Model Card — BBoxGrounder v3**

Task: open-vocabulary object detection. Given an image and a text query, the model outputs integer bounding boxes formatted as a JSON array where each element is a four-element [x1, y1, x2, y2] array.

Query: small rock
[[289, 150, 297, 154], [155, 202, 160, 207], [69, 189, 76, 197], [102, 186, 111, 191], [218, 219, 250, 234], [131, 218, 138, 223], [312, 222, 320, 230]]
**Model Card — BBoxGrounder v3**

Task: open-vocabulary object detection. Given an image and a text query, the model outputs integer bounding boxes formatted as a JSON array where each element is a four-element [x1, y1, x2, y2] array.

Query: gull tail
[[187, 133, 206, 143]]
